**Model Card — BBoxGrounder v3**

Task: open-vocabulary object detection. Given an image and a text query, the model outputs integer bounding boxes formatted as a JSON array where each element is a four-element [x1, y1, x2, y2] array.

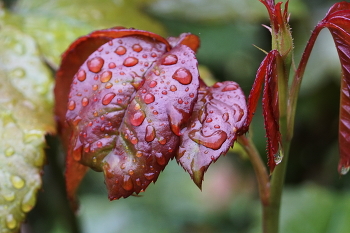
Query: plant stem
[[237, 135, 270, 206]]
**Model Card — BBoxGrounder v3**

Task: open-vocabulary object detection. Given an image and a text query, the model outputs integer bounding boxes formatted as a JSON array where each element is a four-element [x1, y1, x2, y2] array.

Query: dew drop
[[68, 100, 76, 110], [115, 46, 127, 55], [105, 83, 113, 89], [132, 44, 143, 52], [136, 151, 143, 157], [172, 68, 192, 85], [222, 113, 229, 122], [11, 175, 24, 189], [222, 83, 238, 91], [149, 80, 157, 88], [178, 98, 183, 104], [341, 166, 350, 175], [122, 175, 133, 191], [6, 214, 17, 230], [153, 110, 158, 115], [102, 93, 116, 105], [145, 125, 156, 142], [170, 85, 177, 92], [123, 57, 139, 67], [76, 69, 86, 82], [151, 52, 157, 58], [144, 93, 155, 104], [206, 118, 213, 123], [82, 97, 89, 107], [158, 137, 167, 145], [189, 130, 227, 150], [130, 110, 146, 126], [161, 54, 178, 65], [97, 141, 103, 148], [131, 137, 138, 145], [144, 173, 155, 180], [5, 147, 15, 157], [134, 103, 141, 110], [135, 178, 141, 186], [100, 71, 112, 83], [120, 163, 126, 169], [21, 189, 36, 213], [189, 93, 195, 98], [156, 153, 166, 165], [87, 57, 104, 73], [3, 192, 15, 202], [214, 125, 220, 129], [162, 90, 167, 95], [108, 62, 116, 69]]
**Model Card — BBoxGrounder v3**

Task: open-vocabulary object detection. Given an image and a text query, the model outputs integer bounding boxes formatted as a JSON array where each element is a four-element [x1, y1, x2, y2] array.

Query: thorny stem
[[237, 135, 270, 206]]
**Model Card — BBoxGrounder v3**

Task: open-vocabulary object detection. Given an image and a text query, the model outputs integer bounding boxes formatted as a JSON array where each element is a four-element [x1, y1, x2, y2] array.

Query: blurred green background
[[2, 0, 350, 232]]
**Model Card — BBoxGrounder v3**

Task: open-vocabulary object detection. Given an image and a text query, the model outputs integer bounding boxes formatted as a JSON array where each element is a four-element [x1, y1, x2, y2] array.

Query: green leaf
[[0, 26, 55, 232]]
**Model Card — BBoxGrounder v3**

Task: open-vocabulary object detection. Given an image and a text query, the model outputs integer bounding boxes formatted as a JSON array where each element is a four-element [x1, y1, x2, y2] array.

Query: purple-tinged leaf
[[339, 78, 350, 174], [177, 81, 247, 188]]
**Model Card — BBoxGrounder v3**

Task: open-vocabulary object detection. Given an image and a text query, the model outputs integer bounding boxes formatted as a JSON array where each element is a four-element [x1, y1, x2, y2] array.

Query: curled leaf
[[177, 81, 247, 188]]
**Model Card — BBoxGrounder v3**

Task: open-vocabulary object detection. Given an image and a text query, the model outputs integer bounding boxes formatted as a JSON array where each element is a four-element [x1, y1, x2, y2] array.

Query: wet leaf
[[0, 26, 55, 232], [177, 81, 247, 188]]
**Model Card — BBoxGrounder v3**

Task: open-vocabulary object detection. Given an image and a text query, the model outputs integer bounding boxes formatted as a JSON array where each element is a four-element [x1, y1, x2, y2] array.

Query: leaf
[[312, 2, 350, 174], [177, 81, 247, 188], [0, 26, 55, 232], [244, 50, 281, 171]]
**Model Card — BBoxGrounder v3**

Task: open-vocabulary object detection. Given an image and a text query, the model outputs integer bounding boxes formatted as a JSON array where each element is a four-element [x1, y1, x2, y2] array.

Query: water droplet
[[178, 98, 183, 104], [130, 110, 146, 126], [5, 147, 15, 157], [172, 68, 192, 85], [149, 80, 157, 88], [120, 163, 126, 169], [274, 149, 284, 165], [151, 52, 157, 58], [100, 71, 112, 83], [115, 46, 126, 55], [128, 169, 135, 176], [122, 175, 133, 191], [213, 82, 222, 88], [108, 41, 113, 46], [135, 178, 141, 186], [11, 175, 24, 189], [144, 173, 155, 180], [87, 57, 104, 73], [92, 84, 98, 91], [123, 57, 139, 67], [21, 189, 36, 213], [214, 125, 220, 129], [97, 141, 103, 148], [162, 90, 167, 95], [108, 62, 116, 69], [222, 113, 229, 122], [158, 137, 167, 145], [170, 85, 177, 92], [105, 83, 113, 89], [77, 69, 86, 82], [153, 110, 158, 115], [136, 151, 143, 157], [189, 129, 227, 150], [144, 93, 155, 104], [145, 125, 156, 142], [102, 93, 116, 105], [132, 44, 143, 52], [131, 137, 138, 145], [6, 214, 17, 229], [161, 54, 178, 65], [206, 118, 213, 123], [189, 93, 195, 98], [156, 153, 166, 165], [82, 97, 89, 107], [3, 192, 15, 202], [92, 156, 97, 163], [222, 83, 238, 91], [340, 166, 350, 175], [68, 100, 76, 110]]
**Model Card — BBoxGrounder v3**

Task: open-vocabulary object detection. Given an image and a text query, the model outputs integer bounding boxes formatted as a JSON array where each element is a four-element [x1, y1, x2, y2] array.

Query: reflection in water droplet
[[132, 44, 143, 52], [87, 57, 104, 73], [5, 147, 15, 157], [122, 175, 133, 191], [130, 110, 146, 126], [6, 214, 17, 230], [102, 93, 116, 105], [77, 69, 86, 82], [11, 175, 25, 189], [100, 71, 112, 83], [115, 46, 127, 55], [123, 57, 139, 67], [161, 54, 178, 65], [145, 125, 156, 142], [68, 100, 76, 110], [172, 68, 192, 85], [189, 130, 227, 150], [144, 93, 155, 104]]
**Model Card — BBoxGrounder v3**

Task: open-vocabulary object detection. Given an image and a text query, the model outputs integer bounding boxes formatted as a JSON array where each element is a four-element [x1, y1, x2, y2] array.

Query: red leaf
[[315, 2, 350, 174], [177, 81, 247, 188]]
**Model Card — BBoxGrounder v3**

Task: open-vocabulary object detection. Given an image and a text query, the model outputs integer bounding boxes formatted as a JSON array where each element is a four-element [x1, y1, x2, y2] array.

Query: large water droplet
[[145, 125, 156, 142], [122, 175, 133, 191], [77, 69, 86, 82], [21, 189, 35, 213], [68, 100, 76, 110], [87, 57, 104, 73], [123, 57, 139, 67], [170, 85, 177, 92], [222, 83, 238, 92], [102, 93, 116, 105], [5, 147, 15, 157], [100, 71, 112, 83], [115, 46, 127, 55], [11, 175, 25, 189], [130, 110, 146, 126], [144, 93, 155, 104], [6, 214, 17, 230], [189, 130, 227, 150], [130, 137, 138, 145], [172, 68, 192, 85], [149, 80, 157, 88], [108, 62, 116, 69], [161, 54, 178, 65], [132, 44, 143, 52]]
